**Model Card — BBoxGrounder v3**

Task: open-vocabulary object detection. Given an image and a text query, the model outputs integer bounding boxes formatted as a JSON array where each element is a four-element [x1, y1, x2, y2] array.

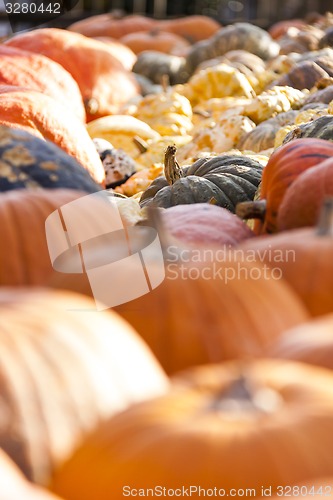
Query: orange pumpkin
[[268, 314, 333, 371], [114, 257, 309, 374], [157, 15, 221, 42], [0, 287, 168, 484], [4, 28, 140, 121], [277, 157, 333, 231], [92, 37, 137, 70], [119, 29, 190, 55], [50, 359, 333, 500], [68, 13, 157, 39], [248, 138, 333, 234], [0, 449, 62, 500], [0, 85, 104, 185], [239, 199, 333, 316], [0, 45, 85, 122], [0, 189, 88, 287]]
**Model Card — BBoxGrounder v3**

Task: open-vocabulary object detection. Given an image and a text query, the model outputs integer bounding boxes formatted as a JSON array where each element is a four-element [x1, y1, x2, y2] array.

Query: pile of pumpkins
[[2, 8, 333, 500]]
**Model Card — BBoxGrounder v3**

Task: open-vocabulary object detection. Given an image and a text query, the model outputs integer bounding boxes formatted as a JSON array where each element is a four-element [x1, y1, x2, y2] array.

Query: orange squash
[[0, 287, 168, 484], [119, 29, 190, 55], [5, 28, 140, 121], [0, 45, 85, 122], [50, 359, 333, 500], [0, 85, 104, 185], [92, 37, 137, 70]]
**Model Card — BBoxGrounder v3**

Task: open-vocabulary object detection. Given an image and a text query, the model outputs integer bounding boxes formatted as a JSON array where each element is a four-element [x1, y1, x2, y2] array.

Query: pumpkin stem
[[316, 197, 333, 236], [164, 145, 184, 185], [236, 200, 266, 221], [84, 98, 99, 116], [161, 74, 170, 92], [214, 371, 282, 416], [133, 136, 148, 154]]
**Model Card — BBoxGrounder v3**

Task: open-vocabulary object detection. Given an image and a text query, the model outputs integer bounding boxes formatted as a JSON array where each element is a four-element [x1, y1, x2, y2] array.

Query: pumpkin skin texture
[[119, 30, 190, 55], [0, 188, 89, 286], [283, 115, 333, 144], [277, 158, 333, 231], [0, 45, 85, 122], [140, 150, 263, 211], [253, 138, 333, 234], [114, 258, 309, 374], [0, 126, 101, 193], [268, 314, 333, 372], [0, 450, 62, 500], [0, 87, 105, 185], [239, 223, 333, 317], [4, 28, 140, 121], [161, 203, 254, 247], [51, 360, 333, 500], [0, 288, 168, 485]]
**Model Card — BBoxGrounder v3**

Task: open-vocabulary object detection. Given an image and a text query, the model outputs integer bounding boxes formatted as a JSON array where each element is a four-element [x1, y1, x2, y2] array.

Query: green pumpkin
[[283, 115, 333, 144], [140, 146, 263, 212], [0, 125, 101, 193]]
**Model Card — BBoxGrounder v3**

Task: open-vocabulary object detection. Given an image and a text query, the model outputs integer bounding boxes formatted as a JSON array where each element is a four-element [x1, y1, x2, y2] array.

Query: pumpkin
[[237, 111, 298, 153], [272, 60, 330, 91], [0, 288, 168, 484], [119, 29, 190, 55], [113, 164, 164, 197], [50, 359, 333, 500], [4, 28, 140, 121], [112, 255, 309, 375], [93, 140, 137, 189], [185, 22, 279, 75], [278, 26, 323, 55], [238, 138, 333, 234], [0, 449, 62, 500], [183, 63, 256, 105], [132, 51, 189, 85], [0, 126, 101, 193], [0, 188, 92, 286], [67, 13, 157, 39], [268, 19, 307, 39], [239, 198, 333, 316], [92, 37, 137, 70], [0, 45, 85, 122], [302, 84, 333, 105], [68, 13, 220, 43], [179, 114, 256, 160], [86, 115, 160, 159], [318, 26, 333, 48], [0, 87, 104, 185], [242, 86, 306, 124], [283, 115, 333, 144], [140, 147, 263, 211], [268, 314, 333, 372], [133, 89, 193, 137], [277, 158, 333, 231], [160, 203, 254, 247], [157, 15, 221, 42]]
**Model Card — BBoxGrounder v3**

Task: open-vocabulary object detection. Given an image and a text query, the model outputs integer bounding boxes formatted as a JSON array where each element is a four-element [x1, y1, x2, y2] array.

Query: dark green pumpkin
[[140, 147, 263, 211], [283, 115, 333, 145], [0, 125, 101, 193]]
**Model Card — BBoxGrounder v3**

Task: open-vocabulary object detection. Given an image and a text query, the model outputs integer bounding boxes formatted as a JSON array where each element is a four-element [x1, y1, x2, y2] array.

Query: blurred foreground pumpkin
[[0, 449, 62, 500], [114, 256, 309, 374], [0, 88, 105, 185], [268, 314, 333, 371], [50, 360, 333, 499], [0, 288, 168, 485], [4, 28, 140, 121]]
